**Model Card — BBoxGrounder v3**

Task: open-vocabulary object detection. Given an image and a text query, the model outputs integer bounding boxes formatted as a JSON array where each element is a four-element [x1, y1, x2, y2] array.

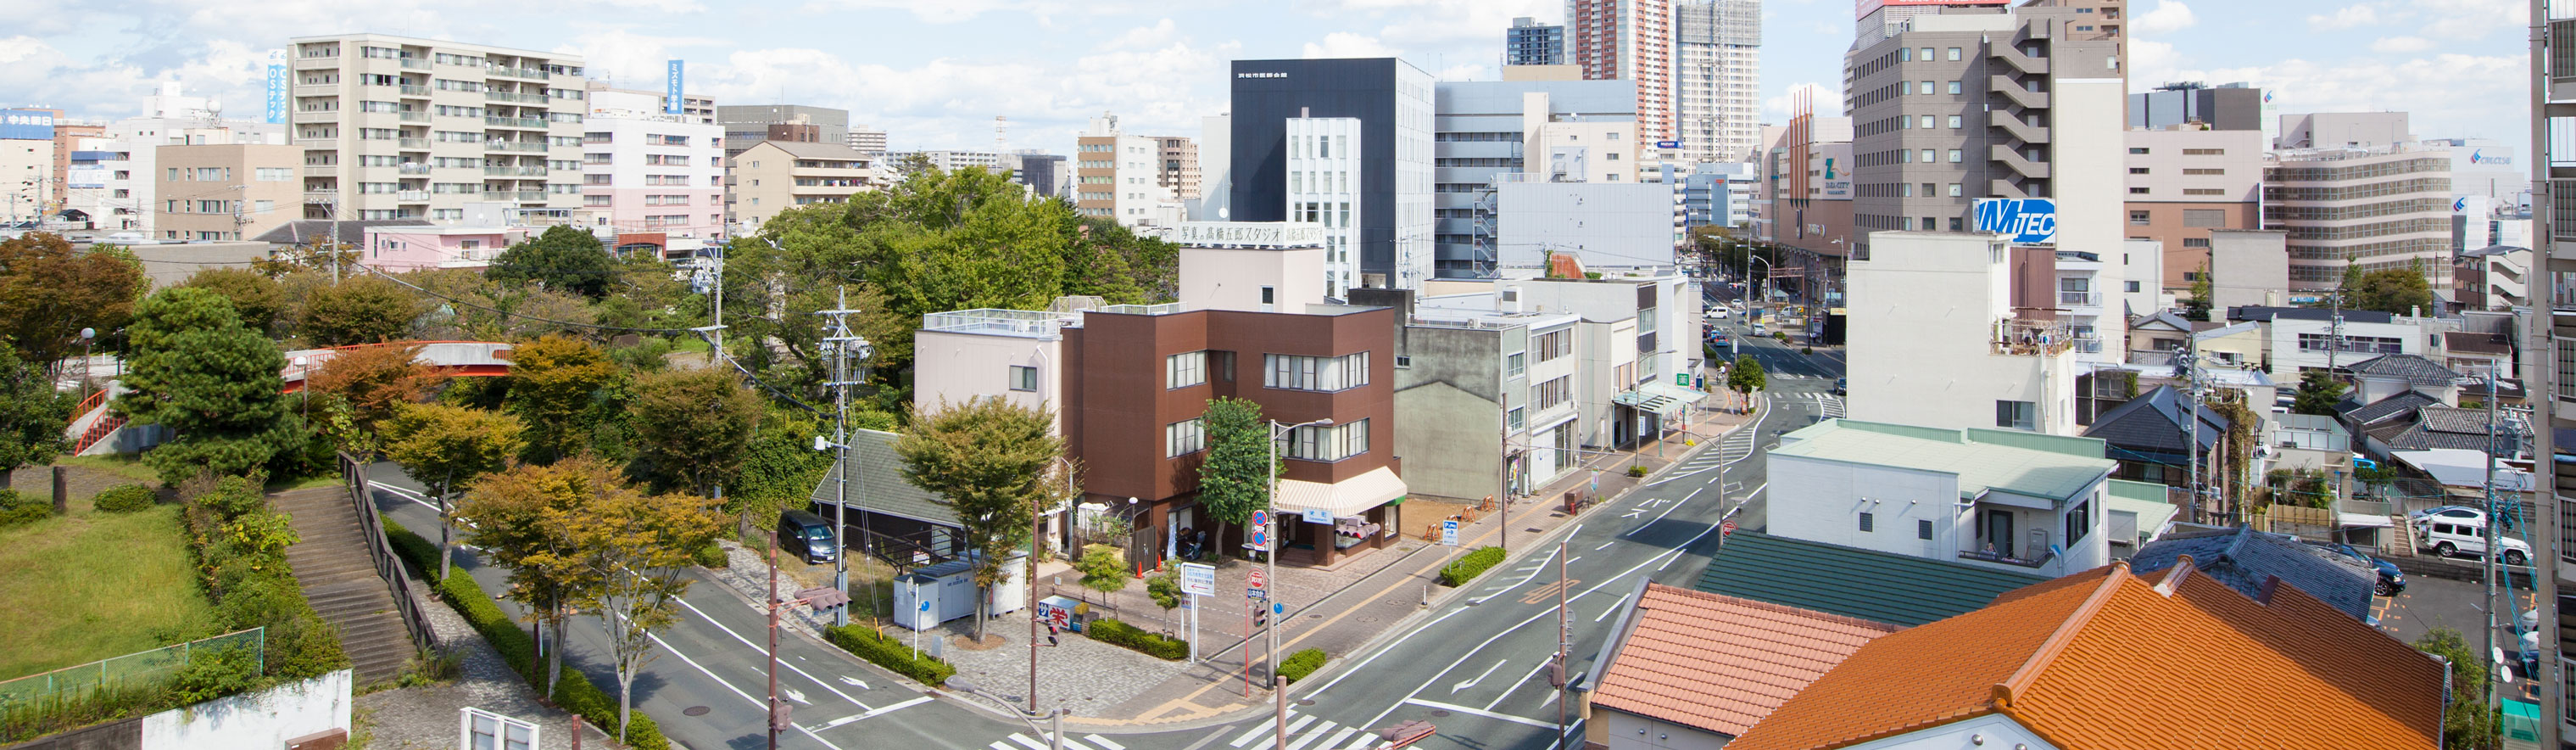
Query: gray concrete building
[[2128, 82, 2266, 132], [1353, 288, 1584, 502], [2276, 111, 2410, 150], [1505, 17, 1565, 67], [1843, 5, 2122, 254], [717, 104, 849, 159], [2205, 228, 2289, 311], [1432, 79, 1636, 277]]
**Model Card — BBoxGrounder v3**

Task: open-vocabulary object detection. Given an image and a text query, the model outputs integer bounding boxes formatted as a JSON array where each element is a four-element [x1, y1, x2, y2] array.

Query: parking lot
[[2374, 572, 2545, 701]]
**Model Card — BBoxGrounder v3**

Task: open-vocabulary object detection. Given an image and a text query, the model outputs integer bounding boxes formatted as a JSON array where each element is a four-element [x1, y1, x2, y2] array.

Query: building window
[[1536, 376, 1573, 411], [1281, 418, 1369, 462], [1947, 47, 1962, 61], [1948, 115, 1962, 129], [2183, 209, 2228, 227], [1168, 350, 1207, 389], [1918, 519, 1934, 540], [1947, 81, 1961, 95], [2066, 500, 2090, 543], [1947, 183, 1961, 197], [2129, 210, 2150, 225], [1264, 352, 1370, 392], [1167, 418, 1206, 457], [2128, 187, 2150, 194], [1946, 149, 1961, 163], [1995, 400, 2038, 431], [1507, 351, 1526, 378], [1009, 366, 1039, 392], [1507, 406, 1526, 431], [1534, 329, 1571, 361], [1859, 512, 1875, 533], [2126, 281, 2142, 293], [2127, 148, 2149, 154]]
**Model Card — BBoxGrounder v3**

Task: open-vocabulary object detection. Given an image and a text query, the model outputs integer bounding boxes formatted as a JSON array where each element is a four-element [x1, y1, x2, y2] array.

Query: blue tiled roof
[[2128, 526, 2377, 620]]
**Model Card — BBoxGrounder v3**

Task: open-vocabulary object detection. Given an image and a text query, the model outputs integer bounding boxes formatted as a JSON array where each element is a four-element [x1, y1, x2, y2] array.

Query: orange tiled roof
[[1589, 585, 1899, 737], [1727, 559, 2446, 750]]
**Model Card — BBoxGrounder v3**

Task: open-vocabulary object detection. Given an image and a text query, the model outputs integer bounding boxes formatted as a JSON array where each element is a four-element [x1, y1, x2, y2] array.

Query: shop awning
[[1274, 466, 1409, 520], [1614, 382, 1709, 419]]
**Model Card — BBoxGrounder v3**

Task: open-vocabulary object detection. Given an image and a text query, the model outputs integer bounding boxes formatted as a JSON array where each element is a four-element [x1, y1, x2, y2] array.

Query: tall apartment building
[[716, 104, 848, 159], [1229, 58, 1436, 292], [1843, 4, 2122, 255], [51, 121, 102, 212], [1, 109, 56, 226], [2123, 127, 2263, 292], [287, 34, 588, 223], [2264, 145, 2453, 291], [1075, 115, 1166, 228], [1431, 78, 1638, 277], [1506, 17, 1566, 67], [728, 141, 870, 230], [152, 143, 302, 241], [2523, 8, 2574, 744], [2021, 0, 2126, 54], [1674, 0, 1762, 165], [580, 87, 724, 256], [847, 126, 888, 154], [1153, 136, 1200, 202], [891, 150, 1004, 174], [1567, 0, 1676, 148]]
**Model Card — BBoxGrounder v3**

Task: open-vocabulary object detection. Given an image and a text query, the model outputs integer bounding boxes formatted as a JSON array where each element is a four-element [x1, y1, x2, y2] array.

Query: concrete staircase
[[273, 487, 415, 686]]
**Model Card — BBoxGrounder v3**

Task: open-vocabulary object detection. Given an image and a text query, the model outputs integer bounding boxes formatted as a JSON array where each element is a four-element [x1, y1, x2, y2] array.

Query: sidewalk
[[974, 402, 1758, 730]]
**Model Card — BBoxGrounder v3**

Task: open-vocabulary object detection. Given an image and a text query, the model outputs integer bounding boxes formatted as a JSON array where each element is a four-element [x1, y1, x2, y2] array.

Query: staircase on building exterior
[[273, 485, 421, 686]]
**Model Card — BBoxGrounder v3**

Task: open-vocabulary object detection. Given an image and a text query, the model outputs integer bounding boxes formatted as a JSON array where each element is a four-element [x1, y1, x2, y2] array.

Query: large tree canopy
[[114, 288, 294, 484], [488, 225, 616, 299], [0, 232, 147, 371], [2336, 264, 2437, 316]]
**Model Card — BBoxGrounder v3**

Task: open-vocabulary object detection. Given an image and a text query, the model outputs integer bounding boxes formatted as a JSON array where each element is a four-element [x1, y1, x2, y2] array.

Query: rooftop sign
[[1169, 221, 1327, 249]]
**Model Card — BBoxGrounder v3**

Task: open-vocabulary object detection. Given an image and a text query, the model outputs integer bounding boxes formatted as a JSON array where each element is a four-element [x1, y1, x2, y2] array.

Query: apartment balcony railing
[[485, 91, 548, 104], [1987, 75, 2050, 109], [484, 141, 549, 153], [304, 165, 337, 177], [397, 165, 431, 176], [487, 66, 549, 80], [395, 190, 430, 202], [2071, 335, 2105, 355], [2548, 180, 2576, 244], [294, 138, 338, 149], [398, 138, 430, 149], [398, 112, 428, 123], [2057, 291, 2097, 307], [293, 84, 336, 97], [303, 188, 338, 199], [1993, 317, 2077, 357], [398, 85, 431, 98], [399, 59, 429, 70], [1990, 145, 2053, 180], [1988, 109, 2050, 144], [1959, 547, 2055, 569], [292, 111, 337, 124], [484, 116, 546, 129], [2554, 20, 2576, 86], [483, 166, 548, 176], [481, 191, 549, 201]]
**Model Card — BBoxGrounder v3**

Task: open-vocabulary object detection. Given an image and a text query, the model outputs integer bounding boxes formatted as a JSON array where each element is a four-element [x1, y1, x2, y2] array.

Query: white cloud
[[2369, 36, 2435, 53], [2133, 0, 2198, 35], [2306, 4, 2380, 30], [2153, 53, 2523, 138], [1436, 63, 1491, 81], [1302, 32, 1400, 59], [1367, 0, 1557, 47], [1102, 19, 1179, 51], [1764, 82, 1840, 120], [2414, 0, 2526, 40]]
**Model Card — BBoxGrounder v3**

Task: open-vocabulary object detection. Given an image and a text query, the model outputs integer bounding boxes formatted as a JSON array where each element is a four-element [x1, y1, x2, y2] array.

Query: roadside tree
[[454, 456, 605, 695], [299, 276, 423, 346], [1726, 355, 1767, 409], [505, 335, 625, 464], [627, 369, 765, 494], [895, 396, 1059, 641], [305, 342, 446, 456], [0, 346, 70, 489], [582, 485, 722, 742], [382, 402, 527, 579], [1196, 397, 1271, 557], [0, 232, 147, 374]]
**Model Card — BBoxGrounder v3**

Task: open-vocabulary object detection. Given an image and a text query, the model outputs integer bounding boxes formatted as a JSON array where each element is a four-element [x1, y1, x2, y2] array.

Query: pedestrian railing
[[0, 628, 263, 709]]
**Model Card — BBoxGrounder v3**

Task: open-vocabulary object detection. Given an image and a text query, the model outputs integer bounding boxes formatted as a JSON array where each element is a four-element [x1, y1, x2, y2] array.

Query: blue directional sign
[[1974, 199, 2058, 244], [1440, 519, 1459, 546]]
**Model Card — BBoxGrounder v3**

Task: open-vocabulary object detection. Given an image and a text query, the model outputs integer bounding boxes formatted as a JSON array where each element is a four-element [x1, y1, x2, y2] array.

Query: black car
[[2311, 542, 2405, 596]]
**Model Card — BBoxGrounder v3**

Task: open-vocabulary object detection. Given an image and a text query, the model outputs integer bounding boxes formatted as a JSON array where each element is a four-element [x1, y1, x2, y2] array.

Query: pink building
[[582, 89, 726, 260], [361, 225, 527, 271]]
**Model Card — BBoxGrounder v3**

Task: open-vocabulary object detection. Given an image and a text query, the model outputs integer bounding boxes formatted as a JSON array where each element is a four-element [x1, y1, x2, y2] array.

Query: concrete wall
[[1495, 181, 1678, 270], [1846, 232, 2079, 434], [913, 329, 1066, 436], [1392, 324, 1506, 501], [1179, 244, 1327, 312], [1770, 453, 1965, 561], [2207, 229, 2289, 311], [139, 669, 350, 750], [1597, 708, 1731, 750]]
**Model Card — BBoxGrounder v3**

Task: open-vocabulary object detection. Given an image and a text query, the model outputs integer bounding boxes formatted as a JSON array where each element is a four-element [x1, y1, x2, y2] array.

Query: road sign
[[1179, 562, 1216, 597], [1246, 568, 1268, 600], [1720, 520, 1737, 536], [1251, 509, 1269, 528], [1246, 510, 1272, 551], [1441, 519, 1459, 546], [1272, 602, 1284, 615]]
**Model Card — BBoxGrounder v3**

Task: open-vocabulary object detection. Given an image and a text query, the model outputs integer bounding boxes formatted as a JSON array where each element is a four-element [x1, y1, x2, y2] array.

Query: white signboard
[[1441, 519, 1459, 546], [1170, 221, 1327, 249], [1301, 507, 1333, 524], [1179, 562, 1216, 597]]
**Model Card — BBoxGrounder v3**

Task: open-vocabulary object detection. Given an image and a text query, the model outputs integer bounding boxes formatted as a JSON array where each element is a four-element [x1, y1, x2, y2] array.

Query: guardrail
[[340, 452, 433, 658]]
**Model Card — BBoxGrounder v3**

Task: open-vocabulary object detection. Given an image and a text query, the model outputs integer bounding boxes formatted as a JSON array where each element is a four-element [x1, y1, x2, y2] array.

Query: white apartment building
[[1767, 418, 2116, 577], [1286, 117, 1365, 296], [1846, 232, 2080, 436], [581, 88, 723, 257], [1419, 273, 1703, 451], [1673, 0, 1762, 165], [2265, 143, 2454, 291], [289, 34, 587, 223], [2225, 305, 2449, 382], [1075, 115, 1168, 229]]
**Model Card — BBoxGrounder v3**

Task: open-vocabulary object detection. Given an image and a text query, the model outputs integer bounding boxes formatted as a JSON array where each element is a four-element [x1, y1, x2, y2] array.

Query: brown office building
[[2123, 127, 2263, 291]]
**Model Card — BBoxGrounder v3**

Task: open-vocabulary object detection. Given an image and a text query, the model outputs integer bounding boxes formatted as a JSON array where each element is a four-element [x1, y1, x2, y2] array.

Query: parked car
[[1832, 378, 1847, 396], [1750, 322, 1767, 336], [2408, 505, 2488, 526], [2417, 518, 2530, 565], [2308, 541, 2406, 596], [778, 509, 839, 564], [1705, 308, 1728, 320]]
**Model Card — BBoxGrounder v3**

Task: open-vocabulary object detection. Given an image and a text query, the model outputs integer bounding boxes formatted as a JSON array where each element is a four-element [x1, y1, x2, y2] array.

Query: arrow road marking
[[839, 675, 869, 690], [1453, 659, 1508, 694]]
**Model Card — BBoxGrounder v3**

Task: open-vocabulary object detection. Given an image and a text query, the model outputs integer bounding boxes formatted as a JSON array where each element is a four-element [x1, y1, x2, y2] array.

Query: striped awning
[[1614, 382, 1709, 419], [1274, 466, 1408, 520]]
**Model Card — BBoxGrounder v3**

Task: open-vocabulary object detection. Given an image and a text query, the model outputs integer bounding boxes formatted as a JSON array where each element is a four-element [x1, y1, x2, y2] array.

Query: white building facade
[[1287, 117, 1367, 297], [1846, 232, 2080, 435], [581, 88, 724, 255], [1673, 0, 1762, 165]]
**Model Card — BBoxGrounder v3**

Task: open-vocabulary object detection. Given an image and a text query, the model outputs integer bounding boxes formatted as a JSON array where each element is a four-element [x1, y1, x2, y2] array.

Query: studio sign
[[1237, 72, 1287, 79]]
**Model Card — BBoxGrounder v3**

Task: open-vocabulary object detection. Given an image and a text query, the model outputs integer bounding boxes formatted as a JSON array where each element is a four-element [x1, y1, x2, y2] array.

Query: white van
[[2417, 518, 2531, 565]]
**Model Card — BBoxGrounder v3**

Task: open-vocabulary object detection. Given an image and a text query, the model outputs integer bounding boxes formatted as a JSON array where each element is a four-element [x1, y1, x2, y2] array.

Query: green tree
[[1075, 545, 1130, 598], [505, 335, 625, 464], [2183, 262, 2213, 322], [298, 276, 423, 345], [728, 407, 840, 530], [382, 402, 527, 579], [1145, 569, 1183, 613], [114, 288, 295, 484], [455, 456, 611, 699], [1195, 397, 1272, 557], [181, 267, 287, 335], [2292, 370, 2347, 416], [895, 396, 1061, 641], [2339, 263, 2438, 316], [0, 232, 148, 373], [305, 342, 446, 448], [1726, 355, 1768, 404], [488, 225, 615, 299], [0, 346, 69, 489], [582, 484, 721, 742], [2415, 628, 2500, 750], [627, 369, 766, 494]]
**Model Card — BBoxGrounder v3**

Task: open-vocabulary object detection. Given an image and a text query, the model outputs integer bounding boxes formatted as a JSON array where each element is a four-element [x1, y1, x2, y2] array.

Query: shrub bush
[[1085, 618, 1189, 661], [1626, 465, 1648, 478], [822, 624, 956, 686], [694, 540, 727, 569], [1439, 546, 1507, 587], [0, 489, 52, 529], [92, 484, 159, 513], [382, 515, 439, 576], [1280, 647, 1328, 685]]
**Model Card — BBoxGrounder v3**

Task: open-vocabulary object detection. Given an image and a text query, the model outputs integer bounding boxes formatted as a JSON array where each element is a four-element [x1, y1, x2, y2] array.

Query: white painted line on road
[[1085, 734, 1129, 750], [646, 629, 850, 750], [1594, 593, 1631, 623], [1400, 699, 1557, 730], [1285, 720, 1338, 750], [1470, 545, 1560, 605], [1485, 659, 1557, 712], [839, 675, 870, 690], [1594, 539, 1616, 551], [1622, 487, 1701, 538], [672, 595, 873, 709], [1008, 733, 1051, 750], [1453, 659, 1508, 694], [1229, 712, 1287, 747], [850, 696, 931, 722], [818, 713, 868, 730], [991, 742, 1015, 750], [1281, 714, 1317, 736], [1315, 727, 1358, 750]]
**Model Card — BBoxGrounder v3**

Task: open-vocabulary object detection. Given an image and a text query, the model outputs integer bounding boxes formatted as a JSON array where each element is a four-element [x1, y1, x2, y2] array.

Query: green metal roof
[[1770, 419, 2116, 501], [1692, 531, 2049, 627]]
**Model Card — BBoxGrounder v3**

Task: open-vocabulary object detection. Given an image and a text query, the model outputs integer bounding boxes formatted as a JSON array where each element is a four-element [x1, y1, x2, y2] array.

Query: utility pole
[[1554, 539, 1570, 747], [2176, 339, 2205, 525], [2527, 3, 2566, 741], [819, 288, 865, 628], [2481, 363, 2503, 724], [767, 533, 781, 750]]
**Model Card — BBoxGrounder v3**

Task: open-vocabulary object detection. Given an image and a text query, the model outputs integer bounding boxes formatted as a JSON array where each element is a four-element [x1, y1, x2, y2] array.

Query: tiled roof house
[[1583, 583, 1899, 747]]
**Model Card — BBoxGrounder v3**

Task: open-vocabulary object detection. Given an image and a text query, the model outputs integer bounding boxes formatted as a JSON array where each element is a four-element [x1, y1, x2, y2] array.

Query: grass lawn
[[47, 455, 161, 485], [0, 504, 215, 680]]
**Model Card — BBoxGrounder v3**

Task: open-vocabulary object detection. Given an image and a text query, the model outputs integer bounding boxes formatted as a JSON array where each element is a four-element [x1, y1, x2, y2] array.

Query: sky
[[0, 0, 2538, 156]]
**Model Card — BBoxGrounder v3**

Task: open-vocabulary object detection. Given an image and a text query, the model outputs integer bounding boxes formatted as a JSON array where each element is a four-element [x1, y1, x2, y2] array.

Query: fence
[[339, 451, 434, 656], [0, 628, 264, 708]]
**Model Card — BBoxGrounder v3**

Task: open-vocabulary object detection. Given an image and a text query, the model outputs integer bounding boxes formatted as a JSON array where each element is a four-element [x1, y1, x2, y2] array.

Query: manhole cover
[[683, 706, 711, 717], [1526, 528, 1544, 534], [1297, 699, 1317, 706], [1430, 709, 1452, 718], [1358, 617, 1376, 623], [1309, 613, 1324, 619]]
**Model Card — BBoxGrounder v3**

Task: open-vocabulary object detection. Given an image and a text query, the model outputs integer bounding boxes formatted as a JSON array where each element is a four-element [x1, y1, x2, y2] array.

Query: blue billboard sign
[[265, 49, 288, 125], [1974, 198, 2058, 244], [665, 60, 685, 115], [0, 109, 54, 141]]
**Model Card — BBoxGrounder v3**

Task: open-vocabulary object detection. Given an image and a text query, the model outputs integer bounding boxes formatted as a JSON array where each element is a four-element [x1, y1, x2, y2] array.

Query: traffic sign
[[1246, 568, 1268, 600], [1441, 519, 1459, 546], [1720, 520, 1737, 536], [1179, 562, 1217, 597], [1246, 510, 1272, 552]]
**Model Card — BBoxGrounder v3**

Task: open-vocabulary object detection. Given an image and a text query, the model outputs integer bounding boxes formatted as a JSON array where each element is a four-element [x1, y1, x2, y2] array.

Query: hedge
[[92, 484, 159, 513], [821, 624, 956, 686], [388, 516, 672, 750], [1085, 618, 1188, 661], [1439, 546, 1508, 587], [1280, 648, 1328, 685]]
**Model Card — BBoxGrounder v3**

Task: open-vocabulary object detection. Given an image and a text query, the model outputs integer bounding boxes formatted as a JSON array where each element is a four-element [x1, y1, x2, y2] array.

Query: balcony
[[398, 85, 431, 98], [304, 188, 338, 200], [484, 141, 549, 153], [481, 191, 549, 201], [294, 138, 339, 149], [485, 91, 548, 104], [399, 59, 429, 70], [2550, 180, 2576, 244], [293, 84, 337, 97], [1958, 547, 2055, 569], [396, 190, 431, 202], [1987, 42, 2050, 76], [484, 116, 547, 129], [399, 112, 428, 123], [293, 111, 337, 124], [483, 166, 549, 176], [1987, 109, 2049, 144], [398, 165, 431, 176], [2555, 20, 2576, 86], [1987, 75, 2050, 109], [487, 66, 549, 80], [399, 138, 431, 149], [1992, 317, 2077, 357], [2056, 291, 2097, 307], [1990, 145, 2053, 180]]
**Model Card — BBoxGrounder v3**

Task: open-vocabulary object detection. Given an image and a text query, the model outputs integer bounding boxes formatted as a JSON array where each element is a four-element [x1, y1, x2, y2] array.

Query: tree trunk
[[438, 493, 454, 580], [618, 670, 633, 742], [548, 605, 565, 694]]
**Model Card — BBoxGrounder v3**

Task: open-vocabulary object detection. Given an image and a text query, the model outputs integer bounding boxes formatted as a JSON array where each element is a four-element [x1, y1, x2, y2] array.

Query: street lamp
[[1263, 417, 1333, 714], [945, 676, 1067, 750], [77, 327, 94, 392]]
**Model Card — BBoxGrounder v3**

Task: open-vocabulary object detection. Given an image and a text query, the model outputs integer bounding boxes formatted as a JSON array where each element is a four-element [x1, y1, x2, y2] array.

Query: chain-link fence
[[0, 628, 263, 709]]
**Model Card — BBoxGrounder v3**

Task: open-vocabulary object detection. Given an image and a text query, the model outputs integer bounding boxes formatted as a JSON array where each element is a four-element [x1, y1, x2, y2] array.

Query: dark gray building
[[2127, 82, 2266, 132], [1006, 152, 1066, 199], [1229, 58, 1436, 290], [1505, 17, 1565, 67]]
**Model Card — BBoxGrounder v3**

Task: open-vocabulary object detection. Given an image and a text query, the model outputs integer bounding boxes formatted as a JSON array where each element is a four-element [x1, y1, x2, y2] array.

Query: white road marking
[[1453, 659, 1508, 694], [1486, 658, 1558, 712], [1315, 728, 1358, 750], [1085, 735, 1129, 750], [1285, 720, 1339, 750], [1229, 712, 1288, 747], [1595, 593, 1631, 623], [1008, 734, 1051, 750], [1281, 714, 1317, 736], [1400, 698, 1558, 730], [672, 596, 873, 709], [644, 629, 849, 750]]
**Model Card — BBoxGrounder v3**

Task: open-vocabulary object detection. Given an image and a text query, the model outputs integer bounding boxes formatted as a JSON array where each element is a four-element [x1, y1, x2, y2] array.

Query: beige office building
[[288, 34, 587, 223], [1153, 136, 1200, 202], [2265, 144, 2452, 291], [2122, 127, 2263, 291], [153, 144, 304, 241], [728, 140, 872, 229]]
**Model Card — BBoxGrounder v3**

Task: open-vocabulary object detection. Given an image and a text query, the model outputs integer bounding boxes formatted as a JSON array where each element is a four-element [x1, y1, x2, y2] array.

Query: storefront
[[1612, 381, 1709, 448], [1271, 466, 1410, 567]]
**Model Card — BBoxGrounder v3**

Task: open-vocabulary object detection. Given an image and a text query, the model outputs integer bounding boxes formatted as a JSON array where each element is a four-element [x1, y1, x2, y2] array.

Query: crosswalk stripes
[[1225, 708, 1392, 750], [990, 733, 1134, 750]]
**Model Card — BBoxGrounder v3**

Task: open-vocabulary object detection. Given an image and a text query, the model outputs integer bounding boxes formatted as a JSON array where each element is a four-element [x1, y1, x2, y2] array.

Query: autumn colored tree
[[627, 369, 764, 495], [305, 342, 447, 456], [454, 456, 610, 697], [299, 276, 424, 346], [114, 288, 294, 484], [382, 402, 526, 579], [897, 396, 1064, 641], [0, 232, 148, 372], [582, 485, 721, 741], [504, 335, 625, 464], [180, 267, 287, 335]]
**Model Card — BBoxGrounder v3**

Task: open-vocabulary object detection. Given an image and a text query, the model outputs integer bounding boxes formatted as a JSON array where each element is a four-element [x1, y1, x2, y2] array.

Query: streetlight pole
[[818, 289, 869, 628], [1034, 456, 1073, 715], [1265, 416, 1332, 742]]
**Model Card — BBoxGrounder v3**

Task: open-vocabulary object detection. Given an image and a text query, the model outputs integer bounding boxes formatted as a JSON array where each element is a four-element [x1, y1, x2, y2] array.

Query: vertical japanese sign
[[265, 49, 288, 125], [665, 60, 685, 115]]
